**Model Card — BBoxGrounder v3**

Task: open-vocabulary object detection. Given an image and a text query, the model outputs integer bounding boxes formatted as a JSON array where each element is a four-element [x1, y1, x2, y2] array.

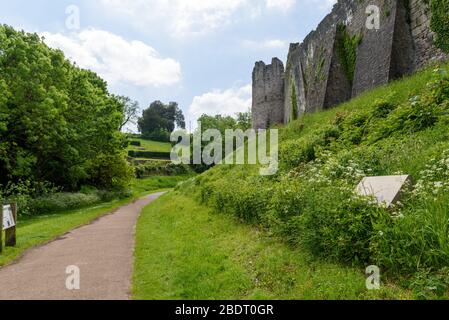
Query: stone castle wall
[[252, 58, 285, 130], [409, 0, 448, 69], [252, 0, 448, 129]]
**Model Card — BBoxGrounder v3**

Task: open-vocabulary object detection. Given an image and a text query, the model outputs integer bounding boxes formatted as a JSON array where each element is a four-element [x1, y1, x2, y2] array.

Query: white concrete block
[[356, 175, 412, 207]]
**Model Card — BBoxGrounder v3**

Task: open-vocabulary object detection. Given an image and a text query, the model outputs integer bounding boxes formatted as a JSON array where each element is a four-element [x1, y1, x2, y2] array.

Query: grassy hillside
[[133, 192, 410, 300], [128, 138, 172, 153], [178, 63, 449, 299]]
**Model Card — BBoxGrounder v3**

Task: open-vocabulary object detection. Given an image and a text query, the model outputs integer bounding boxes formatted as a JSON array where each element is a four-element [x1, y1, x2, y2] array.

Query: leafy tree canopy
[[0, 24, 132, 191], [138, 101, 185, 141]]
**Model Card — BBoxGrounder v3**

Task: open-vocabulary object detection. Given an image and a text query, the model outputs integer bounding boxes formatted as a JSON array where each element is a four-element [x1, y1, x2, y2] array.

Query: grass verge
[[133, 192, 412, 300]]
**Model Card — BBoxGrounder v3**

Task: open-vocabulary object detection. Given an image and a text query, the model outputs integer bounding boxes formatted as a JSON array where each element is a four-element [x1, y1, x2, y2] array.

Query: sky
[[0, 0, 336, 132]]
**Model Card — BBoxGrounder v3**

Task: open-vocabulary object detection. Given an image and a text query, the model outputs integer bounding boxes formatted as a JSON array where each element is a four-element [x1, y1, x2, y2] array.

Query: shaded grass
[[0, 176, 191, 267], [133, 192, 411, 300]]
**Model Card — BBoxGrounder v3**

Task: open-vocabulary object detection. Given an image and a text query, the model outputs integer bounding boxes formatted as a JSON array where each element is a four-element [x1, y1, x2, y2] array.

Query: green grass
[[0, 176, 191, 267], [131, 175, 195, 196], [133, 192, 411, 300], [168, 62, 449, 298], [128, 138, 172, 153]]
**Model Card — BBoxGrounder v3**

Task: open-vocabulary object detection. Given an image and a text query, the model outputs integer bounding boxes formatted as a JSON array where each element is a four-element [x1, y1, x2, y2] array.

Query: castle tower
[[252, 58, 285, 130], [253, 0, 448, 130]]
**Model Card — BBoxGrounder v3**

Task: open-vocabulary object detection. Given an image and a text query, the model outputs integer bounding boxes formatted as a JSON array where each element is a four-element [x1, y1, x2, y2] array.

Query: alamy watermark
[[65, 5, 81, 31], [366, 5, 381, 30], [171, 123, 279, 176], [66, 265, 80, 290], [366, 265, 381, 290]]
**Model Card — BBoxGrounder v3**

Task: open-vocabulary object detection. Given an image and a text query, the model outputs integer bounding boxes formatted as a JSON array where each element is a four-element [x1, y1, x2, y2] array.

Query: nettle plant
[[413, 150, 449, 198]]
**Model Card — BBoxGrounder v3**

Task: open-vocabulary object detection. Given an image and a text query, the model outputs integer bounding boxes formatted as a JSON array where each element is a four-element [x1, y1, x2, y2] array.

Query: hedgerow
[[134, 161, 192, 178]]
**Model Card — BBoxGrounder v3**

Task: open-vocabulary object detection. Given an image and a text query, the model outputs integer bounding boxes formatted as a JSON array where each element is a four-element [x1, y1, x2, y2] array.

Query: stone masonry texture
[[252, 58, 285, 130], [252, 0, 448, 129]]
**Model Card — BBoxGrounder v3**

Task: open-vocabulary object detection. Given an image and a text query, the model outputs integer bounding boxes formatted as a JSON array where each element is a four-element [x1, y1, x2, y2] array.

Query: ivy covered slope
[[180, 63, 449, 299]]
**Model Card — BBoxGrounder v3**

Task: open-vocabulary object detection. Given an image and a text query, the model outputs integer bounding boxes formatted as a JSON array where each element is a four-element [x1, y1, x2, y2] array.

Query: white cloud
[[100, 0, 248, 38], [188, 84, 252, 121], [265, 0, 296, 11], [99, 0, 297, 38], [41, 29, 181, 87]]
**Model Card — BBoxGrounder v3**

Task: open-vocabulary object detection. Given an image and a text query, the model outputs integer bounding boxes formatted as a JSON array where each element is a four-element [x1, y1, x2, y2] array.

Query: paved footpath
[[0, 192, 165, 300]]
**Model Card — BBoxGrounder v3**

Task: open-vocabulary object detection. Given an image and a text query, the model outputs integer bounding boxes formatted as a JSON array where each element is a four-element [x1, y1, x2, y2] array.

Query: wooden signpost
[[1, 203, 17, 253]]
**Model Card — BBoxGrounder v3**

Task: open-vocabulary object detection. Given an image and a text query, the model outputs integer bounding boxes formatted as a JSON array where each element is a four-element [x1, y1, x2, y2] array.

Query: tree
[[173, 103, 186, 129], [138, 101, 185, 141], [236, 110, 252, 130], [198, 114, 237, 134], [0, 24, 131, 191], [115, 95, 139, 131]]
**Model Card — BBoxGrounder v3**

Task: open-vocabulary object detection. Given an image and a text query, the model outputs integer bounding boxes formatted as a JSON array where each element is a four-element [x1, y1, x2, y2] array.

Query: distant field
[[128, 138, 172, 153]]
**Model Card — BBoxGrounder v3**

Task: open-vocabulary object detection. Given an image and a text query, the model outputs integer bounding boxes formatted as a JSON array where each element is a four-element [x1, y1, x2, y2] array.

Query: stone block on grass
[[355, 175, 412, 207]]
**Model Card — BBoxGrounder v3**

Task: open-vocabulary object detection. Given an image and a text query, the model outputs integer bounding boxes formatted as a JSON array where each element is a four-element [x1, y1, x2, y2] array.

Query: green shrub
[[143, 129, 171, 142], [87, 153, 134, 191], [31, 192, 102, 215], [0, 180, 59, 216], [370, 151, 449, 275], [336, 98, 396, 145], [279, 138, 316, 170], [128, 150, 171, 160], [280, 183, 384, 265], [130, 141, 142, 147], [134, 161, 192, 178], [232, 182, 271, 222]]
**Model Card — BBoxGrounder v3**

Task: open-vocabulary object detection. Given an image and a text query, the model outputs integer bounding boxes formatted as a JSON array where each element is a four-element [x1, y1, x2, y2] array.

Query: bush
[[207, 178, 272, 223], [30, 192, 102, 215], [279, 138, 316, 170], [128, 150, 171, 160], [86, 153, 134, 191], [299, 187, 383, 265], [10, 188, 133, 217], [130, 141, 141, 147], [0, 180, 59, 216], [143, 129, 171, 142], [134, 161, 192, 178]]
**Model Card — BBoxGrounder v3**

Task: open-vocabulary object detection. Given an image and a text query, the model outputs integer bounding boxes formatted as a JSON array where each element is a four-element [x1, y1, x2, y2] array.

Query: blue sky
[[0, 0, 336, 132]]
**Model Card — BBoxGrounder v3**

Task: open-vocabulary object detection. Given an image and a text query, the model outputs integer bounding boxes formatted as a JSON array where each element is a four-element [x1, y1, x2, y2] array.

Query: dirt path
[[0, 192, 165, 300]]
